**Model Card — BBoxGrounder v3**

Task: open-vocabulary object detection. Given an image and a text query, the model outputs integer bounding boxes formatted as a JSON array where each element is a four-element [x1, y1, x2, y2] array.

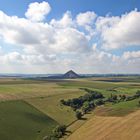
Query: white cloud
[[96, 9, 140, 50], [0, 11, 53, 45], [0, 3, 139, 74], [50, 11, 74, 28], [76, 11, 96, 26], [0, 10, 89, 56], [50, 28, 89, 53], [25, 1, 51, 22], [123, 51, 140, 59]]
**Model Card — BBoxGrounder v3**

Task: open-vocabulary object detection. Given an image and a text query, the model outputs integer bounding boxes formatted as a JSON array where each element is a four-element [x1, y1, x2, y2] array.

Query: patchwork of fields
[[0, 77, 139, 140]]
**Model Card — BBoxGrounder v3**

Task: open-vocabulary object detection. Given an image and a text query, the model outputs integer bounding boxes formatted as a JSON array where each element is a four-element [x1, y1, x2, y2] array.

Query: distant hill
[[62, 70, 80, 79], [45, 70, 80, 79]]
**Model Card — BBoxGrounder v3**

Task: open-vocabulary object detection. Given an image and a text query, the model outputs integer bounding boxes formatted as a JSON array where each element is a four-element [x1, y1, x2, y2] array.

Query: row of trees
[[60, 89, 104, 110], [61, 90, 140, 120], [60, 89, 105, 120], [125, 90, 140, 101], [106, 90, 140, 104]]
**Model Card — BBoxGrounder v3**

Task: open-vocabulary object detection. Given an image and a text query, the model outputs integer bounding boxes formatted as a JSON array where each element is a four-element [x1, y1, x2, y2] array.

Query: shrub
[[60, 99, 65, 105], [119, 95, 126, 101], [82, 101, 90, 114], [136, 90, 140, 97], [52, 125, 66, 138], [75, 111, 82, 119], [89, 100, 95, 109], [138, 101, 140, 107], [95, 99, 104, 106], [126, 96, 136, 101]]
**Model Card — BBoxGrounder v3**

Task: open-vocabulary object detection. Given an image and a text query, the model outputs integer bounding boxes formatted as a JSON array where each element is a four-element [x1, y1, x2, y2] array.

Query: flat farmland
[[25, 91, 85, 125], [0, 79, 80, 101], [0, 100, 58, 140], [0, 77, 139, 140], [67, 110, 140, 140]]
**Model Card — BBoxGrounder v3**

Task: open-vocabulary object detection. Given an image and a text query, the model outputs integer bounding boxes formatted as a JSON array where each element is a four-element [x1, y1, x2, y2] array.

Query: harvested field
[[67, 110, 140, 140]]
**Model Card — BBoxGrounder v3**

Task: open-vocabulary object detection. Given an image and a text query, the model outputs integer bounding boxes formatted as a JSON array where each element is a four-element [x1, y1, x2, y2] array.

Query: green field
[[94, 98, 140, 117], [0, 100, 58, 140], [0, 77, 139, 140], [25, 91, 85, 125]]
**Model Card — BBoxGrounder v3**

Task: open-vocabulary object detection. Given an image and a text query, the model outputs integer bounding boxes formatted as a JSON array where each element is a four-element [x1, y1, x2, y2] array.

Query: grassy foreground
[[0, 100, 58, 140]]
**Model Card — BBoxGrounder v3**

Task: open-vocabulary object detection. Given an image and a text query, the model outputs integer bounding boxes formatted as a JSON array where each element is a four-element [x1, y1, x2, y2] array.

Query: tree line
[[60, 89, 140, 120], [60, 89, 105, 120], [60, 89, 104, 110], [105, 90, 140, 103]]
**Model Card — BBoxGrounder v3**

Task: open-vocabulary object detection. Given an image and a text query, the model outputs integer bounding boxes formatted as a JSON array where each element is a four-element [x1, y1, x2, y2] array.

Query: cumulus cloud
[[123, 51, 140, 59], [96, 9, 140, 50], [50, 11, 74, 28], [0, 10, 89, 56], [0, 2, 139, 73], [50, 28, 89, 53], [76, 11, 96, 26], [25, 1, 51, 22], [0, 11, 55, 45]]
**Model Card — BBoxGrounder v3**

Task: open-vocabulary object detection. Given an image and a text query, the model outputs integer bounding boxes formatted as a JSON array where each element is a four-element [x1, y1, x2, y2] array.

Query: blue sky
[[0, 0, 140, 18], [0, 0, 140, 73], [0, 0, 139, 18]]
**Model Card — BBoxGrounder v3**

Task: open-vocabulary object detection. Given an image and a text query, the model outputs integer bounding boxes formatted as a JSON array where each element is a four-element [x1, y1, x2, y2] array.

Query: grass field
[[54, 78, 140, 89], [0, 100, 58, 140], [0, 76, 139, 140], [94, 98, 140, 117], [25, 91, 85, 125], [0, 81, 80, 101]]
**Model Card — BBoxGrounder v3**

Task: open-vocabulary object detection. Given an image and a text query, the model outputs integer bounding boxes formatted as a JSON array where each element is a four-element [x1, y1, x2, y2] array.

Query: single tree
[[75, 111, 82, 119]]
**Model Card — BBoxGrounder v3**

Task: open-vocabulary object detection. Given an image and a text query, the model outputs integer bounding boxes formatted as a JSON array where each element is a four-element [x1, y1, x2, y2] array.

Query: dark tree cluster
[[95, 99, 105, 106], [60, 89, 104, 110], [106, 94, 126, 103], [60, 89, 104, 119], [51, 125, 66, 138], [75, 101, 96, 119], [119, 94, 126, 101], [82, 101, 95, 114], [106, 94, 119, 103], [106, 90, 140, 103], [47, 125, 66, 140], [126, 90, 140, 101]]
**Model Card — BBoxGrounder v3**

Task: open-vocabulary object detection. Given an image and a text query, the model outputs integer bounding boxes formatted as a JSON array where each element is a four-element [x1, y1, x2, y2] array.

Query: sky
[[0, 0, 140, 74]]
